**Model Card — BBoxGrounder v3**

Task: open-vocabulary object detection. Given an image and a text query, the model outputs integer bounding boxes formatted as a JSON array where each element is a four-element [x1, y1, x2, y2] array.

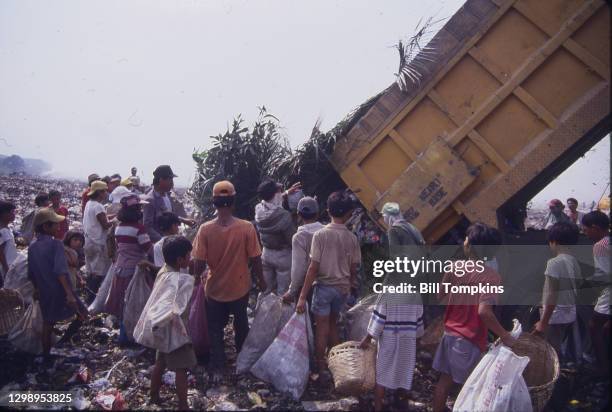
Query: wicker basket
[[328, 341, 376, 396], [0, 288, 25, 336], [510, 333, 560, 412]]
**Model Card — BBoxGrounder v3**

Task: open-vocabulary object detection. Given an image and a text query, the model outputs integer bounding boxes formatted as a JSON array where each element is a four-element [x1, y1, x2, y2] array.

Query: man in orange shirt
[[192, 180, 266, 378]]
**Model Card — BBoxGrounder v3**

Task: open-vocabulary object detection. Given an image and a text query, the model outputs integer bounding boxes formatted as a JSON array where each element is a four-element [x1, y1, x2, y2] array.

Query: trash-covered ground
[[0, 175, 609, 411], [0, 292, 442, 411]]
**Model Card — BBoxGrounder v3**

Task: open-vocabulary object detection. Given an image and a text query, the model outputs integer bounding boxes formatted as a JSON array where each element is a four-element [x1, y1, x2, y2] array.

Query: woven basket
[[328, 341, 376, 396], [0, 288, 25, 336], [510, 333, 560, 412]]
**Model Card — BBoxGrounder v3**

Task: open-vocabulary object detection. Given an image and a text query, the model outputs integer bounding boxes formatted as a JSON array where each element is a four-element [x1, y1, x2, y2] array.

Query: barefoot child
[[148, 236, 197, 410], [296, 191, 361, 380], [27, 208, 87, 354]]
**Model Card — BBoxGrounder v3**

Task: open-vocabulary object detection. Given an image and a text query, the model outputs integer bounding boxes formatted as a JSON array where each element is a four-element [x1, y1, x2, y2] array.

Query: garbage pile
[[0, 299, 442, 410], [0, 175, 84, 231]]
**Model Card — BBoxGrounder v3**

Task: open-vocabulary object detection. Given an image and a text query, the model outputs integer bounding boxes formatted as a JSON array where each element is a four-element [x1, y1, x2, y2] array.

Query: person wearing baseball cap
[[296, 191, 361, 377], [29, 207, 87, 356], [83, 180, 113, 303], [81, 173, 101, 214], [282, 196, 324, 304], [143, 165, 194, 243], [254, 179, 296, 295], [192, 180, 265, 378], [542, 198, 570, 230]]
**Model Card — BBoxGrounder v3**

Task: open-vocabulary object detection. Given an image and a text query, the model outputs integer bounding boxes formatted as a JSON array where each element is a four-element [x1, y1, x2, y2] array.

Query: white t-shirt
[[153, 236, 188, 273], [0, 227, 18, 275], [162, 194, 173, 212], [543, 253, 580, 324], [153, 236, 167, 267], [83, 200, 108, 245]]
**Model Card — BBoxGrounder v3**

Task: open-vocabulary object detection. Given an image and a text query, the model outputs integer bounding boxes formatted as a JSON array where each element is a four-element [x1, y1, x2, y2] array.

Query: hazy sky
[[0, 0, 609, 206]]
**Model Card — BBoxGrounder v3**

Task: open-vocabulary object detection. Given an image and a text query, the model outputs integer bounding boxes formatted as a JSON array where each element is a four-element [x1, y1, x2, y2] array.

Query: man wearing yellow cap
[[192, 180, 266, 379], [29, 208, 87, 356]]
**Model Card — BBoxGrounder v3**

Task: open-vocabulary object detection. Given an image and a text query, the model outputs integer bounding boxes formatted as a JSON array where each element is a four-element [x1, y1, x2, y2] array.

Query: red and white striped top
[[115, 223, 152, 271]]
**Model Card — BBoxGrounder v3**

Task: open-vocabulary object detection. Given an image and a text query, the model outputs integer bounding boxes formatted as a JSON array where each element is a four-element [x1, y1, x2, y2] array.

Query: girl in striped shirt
[[105, 194, 152, 345]]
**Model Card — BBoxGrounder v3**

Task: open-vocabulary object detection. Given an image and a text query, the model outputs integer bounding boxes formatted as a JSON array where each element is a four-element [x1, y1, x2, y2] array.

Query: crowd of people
[[0, 165, 610, 410]]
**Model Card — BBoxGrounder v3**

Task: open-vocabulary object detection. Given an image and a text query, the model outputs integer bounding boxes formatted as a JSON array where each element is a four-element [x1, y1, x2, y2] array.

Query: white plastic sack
[[122, 267, 153, 340], [251, 309, 313, 400], [3, 252, 34, 305], [454, 321, 532, 412], [236, 293, 295, 374], [343, 294, 377, 341], [8, 300, 44, 354], [133, 269, 194, 353], [88, 263, 115, 315]]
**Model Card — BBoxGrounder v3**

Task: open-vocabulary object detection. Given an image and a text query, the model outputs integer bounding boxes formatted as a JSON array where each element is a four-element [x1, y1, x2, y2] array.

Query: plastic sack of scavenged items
[[251, 308, 313, 400], [134, 269, 194, 353], [88, 263, 115, 315], [188, 278, 210, 357], [3, 252, 35, 305], [454, 320, 532, 412], [236, 293, 295, 374], [8, 300, 44, 354], [339, 294, 378, 342], [122, 266, 153, 340]]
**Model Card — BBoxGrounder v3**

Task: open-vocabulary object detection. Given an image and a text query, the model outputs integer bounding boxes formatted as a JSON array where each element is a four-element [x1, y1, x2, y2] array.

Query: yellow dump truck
[[331, 0, 610, 243]]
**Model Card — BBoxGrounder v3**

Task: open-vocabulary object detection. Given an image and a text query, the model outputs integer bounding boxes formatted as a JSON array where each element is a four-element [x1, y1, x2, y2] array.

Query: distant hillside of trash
[[0, 154, 51, 176]]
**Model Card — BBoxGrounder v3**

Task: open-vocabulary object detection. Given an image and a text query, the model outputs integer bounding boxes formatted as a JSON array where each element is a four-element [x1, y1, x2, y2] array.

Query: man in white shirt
[[83, 181, 113, 302], [533, 221, 581, 358]]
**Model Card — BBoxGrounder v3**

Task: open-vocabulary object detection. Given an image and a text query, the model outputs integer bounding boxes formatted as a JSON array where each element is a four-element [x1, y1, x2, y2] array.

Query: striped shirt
[[367, 304, 424, 338], [367, 303, 423, 390], [115, 223, 152, 272]]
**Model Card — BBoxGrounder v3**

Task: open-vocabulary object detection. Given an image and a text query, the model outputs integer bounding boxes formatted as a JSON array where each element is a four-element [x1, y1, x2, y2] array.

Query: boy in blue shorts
[[296, 191, 361, 378]]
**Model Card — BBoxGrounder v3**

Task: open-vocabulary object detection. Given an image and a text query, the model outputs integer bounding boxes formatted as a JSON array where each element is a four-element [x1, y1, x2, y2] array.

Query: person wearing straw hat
[[83, 180, 113, 303], [81, 173, 101, 213], [359, 202, 424, 411], [120, 177, 135, 191], [28, 207, 88, 356]]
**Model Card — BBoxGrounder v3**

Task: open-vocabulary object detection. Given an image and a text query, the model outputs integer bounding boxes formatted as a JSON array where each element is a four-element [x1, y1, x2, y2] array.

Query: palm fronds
[[395, 16, 445, 92]]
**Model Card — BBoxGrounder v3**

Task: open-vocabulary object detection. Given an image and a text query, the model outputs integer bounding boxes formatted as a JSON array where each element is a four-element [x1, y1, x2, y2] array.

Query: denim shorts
[[311, 284, 347, 316], [432, 333, 482, 384]]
